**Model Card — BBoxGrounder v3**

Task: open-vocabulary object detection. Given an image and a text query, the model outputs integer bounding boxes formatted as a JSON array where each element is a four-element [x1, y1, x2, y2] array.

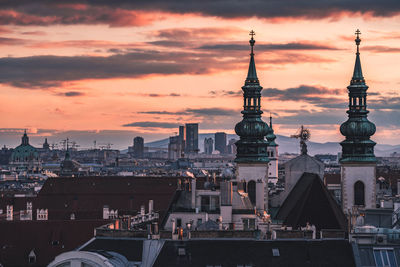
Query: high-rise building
[[168, 136, 183, 160], [266, 116, 279, 182], [204, 138, 214, 155], [178, 125, 186, 156], [339, 30, 377, 214], [185, 123, 198, 154], [215, 132, 227, 154], [234, 31, 270, 211], [227, 139, 237, 154], [133, 137, 144, 158]]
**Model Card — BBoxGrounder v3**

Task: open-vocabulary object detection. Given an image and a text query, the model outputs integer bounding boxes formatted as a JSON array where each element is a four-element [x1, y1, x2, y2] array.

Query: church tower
[[235, 31, 270, 211], [340, 30, 376, 215], [266, 116, 279, 183]]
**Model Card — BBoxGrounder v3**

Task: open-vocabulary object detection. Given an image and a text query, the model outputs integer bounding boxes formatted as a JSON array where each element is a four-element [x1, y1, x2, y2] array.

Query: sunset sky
[[1, 1, 400, 149]]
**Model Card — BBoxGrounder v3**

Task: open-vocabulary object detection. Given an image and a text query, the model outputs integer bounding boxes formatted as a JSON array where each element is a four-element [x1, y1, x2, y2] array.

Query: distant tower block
[[266, 115, 279, 182], [340, 30, 377, 214], [234, 31, 270, 211]]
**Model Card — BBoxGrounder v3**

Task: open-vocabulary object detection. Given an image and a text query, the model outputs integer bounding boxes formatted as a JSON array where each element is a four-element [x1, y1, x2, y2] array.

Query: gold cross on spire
[[249, 30, 255, 39]]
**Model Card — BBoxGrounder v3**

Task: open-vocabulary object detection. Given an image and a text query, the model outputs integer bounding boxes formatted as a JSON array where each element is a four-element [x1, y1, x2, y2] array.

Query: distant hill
[[145, 134, 400, 156]]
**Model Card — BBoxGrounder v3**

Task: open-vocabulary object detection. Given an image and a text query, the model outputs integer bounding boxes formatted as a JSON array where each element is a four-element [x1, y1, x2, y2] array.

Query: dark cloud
[[262, 85, 344, 105], [146, 93, 181, 97], [0, 1, 400, 26], [363, 45, 400, 53], [62, 91, 85, 97], [0, 37, 28, 45], [122, 121, 181, 128], [139, 108, 237, 117], [209, 90, 241, 96], [0, 50, 235, 88], [20, 30, 46, 35]]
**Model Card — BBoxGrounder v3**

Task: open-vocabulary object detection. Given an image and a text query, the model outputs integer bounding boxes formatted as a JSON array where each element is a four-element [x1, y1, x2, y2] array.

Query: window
[[373, 248, 397, 267], [354, 181, 365, 206], [197, 218, 202, 226]]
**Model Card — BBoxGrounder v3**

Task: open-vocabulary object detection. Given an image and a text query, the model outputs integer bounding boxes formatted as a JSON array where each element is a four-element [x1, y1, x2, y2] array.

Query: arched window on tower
[[354, 181, 365, 206], [248, 180, 256, 205]]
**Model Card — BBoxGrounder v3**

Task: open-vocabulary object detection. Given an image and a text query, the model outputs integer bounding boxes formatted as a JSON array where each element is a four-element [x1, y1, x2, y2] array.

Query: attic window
[[272, 248, 280, 257], [178, 247, 186, 256]]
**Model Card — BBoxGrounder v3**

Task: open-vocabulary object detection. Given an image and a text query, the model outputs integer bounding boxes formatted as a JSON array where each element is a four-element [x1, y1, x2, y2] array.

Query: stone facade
[[341, 163, 376, 213]]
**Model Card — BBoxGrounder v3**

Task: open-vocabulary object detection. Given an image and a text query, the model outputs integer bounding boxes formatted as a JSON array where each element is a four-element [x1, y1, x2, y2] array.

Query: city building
[[266, 116, 279, 184], [234, 31, 270, 211], [185, 123, 199, 154], [214, 132, 227, 154], [9, 130, 41, 172], [340, 31, 377, 215], [133, 137, 144, 158], [168, 136, 183, 160], [227, 138, 237, 154], [179, 125, 185, 150], [204, 137, 213, 155]]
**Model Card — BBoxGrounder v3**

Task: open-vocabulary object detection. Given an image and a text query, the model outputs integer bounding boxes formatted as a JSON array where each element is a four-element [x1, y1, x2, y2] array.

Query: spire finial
[[355, 29, 361, 54], [245, 30, 258, 83], [351, 29, 364, 83], [249, 30, 255, 55], [269, 113, 273, 128]]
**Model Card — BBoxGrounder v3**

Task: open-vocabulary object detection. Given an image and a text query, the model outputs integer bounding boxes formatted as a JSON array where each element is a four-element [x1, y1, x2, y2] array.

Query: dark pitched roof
[[0, 220, 108, 266], [153, 239, 355, 267], [0, 176, 179, 221], [276, 172, 347, 231]]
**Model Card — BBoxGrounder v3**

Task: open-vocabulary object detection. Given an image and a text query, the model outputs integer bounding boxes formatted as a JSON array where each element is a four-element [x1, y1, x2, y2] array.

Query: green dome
[[340, 118, 376, 138], [11, 132, 39, 162], [235, 119, 269, 138]]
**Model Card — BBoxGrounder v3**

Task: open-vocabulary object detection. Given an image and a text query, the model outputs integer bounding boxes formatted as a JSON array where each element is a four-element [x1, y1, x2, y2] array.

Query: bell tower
[[235, 31, 270, 211], [340, 30, 376, 215]]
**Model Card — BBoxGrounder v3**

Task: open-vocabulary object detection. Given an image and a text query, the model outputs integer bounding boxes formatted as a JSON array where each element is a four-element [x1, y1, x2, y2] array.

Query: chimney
[[191, 178, 196, 209], [149, 200, 154, 214], [220, 181, 232, 206], [172, 219, 176, 234]]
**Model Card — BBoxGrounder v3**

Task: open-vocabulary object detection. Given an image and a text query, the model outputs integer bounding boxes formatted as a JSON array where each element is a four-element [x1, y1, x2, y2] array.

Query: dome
[[340, 118, 376, 138], [235, 119, 269, 138], [11, 144, 38, 162]]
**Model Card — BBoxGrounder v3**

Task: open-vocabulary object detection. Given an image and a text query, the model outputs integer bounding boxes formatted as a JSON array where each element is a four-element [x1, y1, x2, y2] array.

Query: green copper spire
[[340, 30, 376, 163], [266, 115, 278, 147], [235, 31, 270, 163], [352, 29, 364, 83], [246, 30, 258, 83]]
